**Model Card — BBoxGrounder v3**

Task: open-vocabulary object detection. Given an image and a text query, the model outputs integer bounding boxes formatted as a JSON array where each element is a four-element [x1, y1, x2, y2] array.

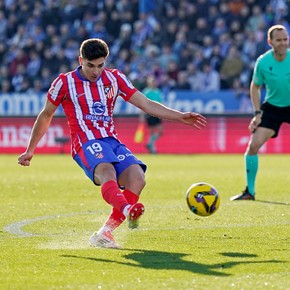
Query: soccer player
[[142, 76, 163, 154], [18, 38, 207, 248], [231, 25, 290, 201]]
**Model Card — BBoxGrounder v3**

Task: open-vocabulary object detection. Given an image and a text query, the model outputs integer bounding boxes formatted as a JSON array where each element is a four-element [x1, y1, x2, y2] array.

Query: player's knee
[[94, 163, 116, 184], [247, 141, 262, 155], [127, 173, 146, 193], [137, 174, 146, 190]]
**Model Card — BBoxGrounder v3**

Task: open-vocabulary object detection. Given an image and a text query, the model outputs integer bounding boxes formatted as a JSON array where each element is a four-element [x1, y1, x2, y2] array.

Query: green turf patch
[[1, 154, 289, 289]]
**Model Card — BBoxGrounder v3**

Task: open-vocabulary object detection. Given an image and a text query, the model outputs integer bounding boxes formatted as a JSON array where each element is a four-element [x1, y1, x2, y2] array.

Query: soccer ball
[[186, 182, 220, 216]]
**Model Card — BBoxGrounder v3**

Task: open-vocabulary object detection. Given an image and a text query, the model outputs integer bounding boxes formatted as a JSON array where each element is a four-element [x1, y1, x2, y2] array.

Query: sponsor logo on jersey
[[118, 154, 125, 161], [92, 101, 105, 115]]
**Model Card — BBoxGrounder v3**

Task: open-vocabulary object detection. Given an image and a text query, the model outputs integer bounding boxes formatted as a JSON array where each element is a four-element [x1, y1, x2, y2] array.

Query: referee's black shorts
[[145, 115, 162, 127], [259, 102, 290, 138]]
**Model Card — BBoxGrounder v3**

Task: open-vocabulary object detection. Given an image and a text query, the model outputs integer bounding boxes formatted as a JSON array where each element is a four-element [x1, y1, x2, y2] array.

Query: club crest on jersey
[[104, 86, 114, 99], [48, 85, 55, 95], [95, 152, 104, 159]]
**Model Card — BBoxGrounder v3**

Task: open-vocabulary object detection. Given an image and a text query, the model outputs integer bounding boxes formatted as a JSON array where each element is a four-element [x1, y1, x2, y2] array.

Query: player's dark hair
[[268, 25, 287, 40], [80, 38, 109, 60]]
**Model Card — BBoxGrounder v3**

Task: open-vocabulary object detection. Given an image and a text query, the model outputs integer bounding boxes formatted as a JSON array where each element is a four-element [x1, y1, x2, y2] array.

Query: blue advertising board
[[0, 90, 254, 116]]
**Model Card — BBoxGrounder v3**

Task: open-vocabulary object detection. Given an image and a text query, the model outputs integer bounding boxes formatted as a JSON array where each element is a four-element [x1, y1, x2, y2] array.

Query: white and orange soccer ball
[[186, 182, 220, 217]]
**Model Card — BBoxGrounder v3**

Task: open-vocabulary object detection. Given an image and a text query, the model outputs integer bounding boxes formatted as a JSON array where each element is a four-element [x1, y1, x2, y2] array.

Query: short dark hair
[[80, 38, 109, 60], [267, 25, 287, 40]]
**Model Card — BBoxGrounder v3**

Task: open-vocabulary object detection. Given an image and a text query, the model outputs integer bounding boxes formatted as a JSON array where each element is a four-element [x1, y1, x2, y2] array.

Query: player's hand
[[248, 115, 261, 133], [18, 152, 33, 166], [181, 112, 207, 129]]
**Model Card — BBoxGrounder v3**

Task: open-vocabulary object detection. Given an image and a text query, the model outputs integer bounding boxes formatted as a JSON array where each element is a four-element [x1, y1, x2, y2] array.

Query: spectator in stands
[[264, 4, 276, 27], [59, 23, 72, 47], [0, 66, 10, 89], [213, 17, 228, 42], [218, 32, 232, 58], [271, 0, 288, 23], [207, 5, 220, 28], [159, 74, 174, 97], [165, 60, 179, 87], [209, 45, 223, 72], [64, 40, 79, 63], [246, 5, 266, 32], [11, 63, 26, 93], [200, 61, 221, 92], [220, 45, 244, 89], [228, 0, 245, 16], [0, 11, 7, 42], [110, 23, 132, 59], [1, 0, 290, 95], [175, 71, 191, 91], [0, 79, 12, 93], [178, 47, 194, 71], [18, 78, 31, 93], [186, 63, 204, 92], [158, 43, 178, 71], [229, 19, 243, 39], [232, 78, 252, 113], [27, 50, 42, 80], [0, 42, 6, 64], [55, 48, 71, 70], [89, 21, 110, 42], [172, 30, 187, 58], [28, 79, 46, 95], [32, 25, 46, 44], [189, 17, 210, 45], [195, 0, 211, 19], [131, 20, 150, 52], [39, 67, 54, 91], [104, 10, 121, 40], [218, 2, 234, 26], [201, 35, 214, 60], [9, 48, 29, 76]]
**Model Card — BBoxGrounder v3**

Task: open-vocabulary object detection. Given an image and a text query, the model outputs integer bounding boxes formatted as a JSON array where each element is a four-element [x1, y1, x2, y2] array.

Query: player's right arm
[[18, 99, 58, 166]]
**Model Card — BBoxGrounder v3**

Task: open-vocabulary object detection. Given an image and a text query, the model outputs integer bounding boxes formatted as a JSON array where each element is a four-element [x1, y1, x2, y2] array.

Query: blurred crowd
[[0, 0, 290, 97]]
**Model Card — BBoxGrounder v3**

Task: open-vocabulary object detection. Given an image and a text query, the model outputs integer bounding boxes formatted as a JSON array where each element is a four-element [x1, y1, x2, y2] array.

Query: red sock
[[101, 180, 128, 213], [102, 208, 125, 231], [123, 189, 139, 204]]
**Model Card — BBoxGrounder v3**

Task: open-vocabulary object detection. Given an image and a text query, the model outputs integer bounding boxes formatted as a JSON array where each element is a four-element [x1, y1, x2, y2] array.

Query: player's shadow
[[61, 249, 282, 276]]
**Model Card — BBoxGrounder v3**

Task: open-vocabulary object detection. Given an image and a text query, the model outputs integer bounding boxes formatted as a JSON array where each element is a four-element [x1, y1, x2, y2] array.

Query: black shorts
[[259, 102, 290, 138], [146, 115, 162, 127]]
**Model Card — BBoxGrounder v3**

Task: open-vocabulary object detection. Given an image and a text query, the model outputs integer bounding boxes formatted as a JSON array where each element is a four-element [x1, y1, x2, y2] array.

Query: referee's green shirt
[[253, 49, 290, 107]]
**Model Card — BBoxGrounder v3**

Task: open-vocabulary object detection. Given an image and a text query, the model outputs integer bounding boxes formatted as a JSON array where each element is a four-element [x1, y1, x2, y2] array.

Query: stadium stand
[[0, 0, 289, 96]]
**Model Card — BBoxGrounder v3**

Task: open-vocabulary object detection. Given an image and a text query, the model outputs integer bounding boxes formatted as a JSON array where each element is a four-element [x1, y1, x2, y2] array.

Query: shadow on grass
[[220, 252, 257, 258], [255, 199, 289, 206], [61, 250, 283, 276]]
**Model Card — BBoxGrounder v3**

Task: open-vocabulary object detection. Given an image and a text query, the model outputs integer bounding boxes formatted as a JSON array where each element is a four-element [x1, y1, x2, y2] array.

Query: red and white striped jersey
[[47, 67, 137, 156]]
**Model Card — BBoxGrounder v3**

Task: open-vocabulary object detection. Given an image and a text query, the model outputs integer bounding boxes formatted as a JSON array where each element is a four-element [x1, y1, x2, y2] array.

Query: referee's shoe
[[230, 187, 255, 201]]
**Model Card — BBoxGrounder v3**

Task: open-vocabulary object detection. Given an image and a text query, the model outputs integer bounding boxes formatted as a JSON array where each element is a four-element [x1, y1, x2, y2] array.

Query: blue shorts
[[73, 137, 147, 185]]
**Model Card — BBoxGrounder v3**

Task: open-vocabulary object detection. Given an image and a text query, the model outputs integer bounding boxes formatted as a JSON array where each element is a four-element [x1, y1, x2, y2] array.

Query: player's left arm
[[249, 81, 262, 133], [128, 91, 207, 129]]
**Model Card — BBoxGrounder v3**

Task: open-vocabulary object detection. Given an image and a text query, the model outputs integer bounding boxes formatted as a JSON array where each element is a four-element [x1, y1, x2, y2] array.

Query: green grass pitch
[[1, 154, 289, 289]]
